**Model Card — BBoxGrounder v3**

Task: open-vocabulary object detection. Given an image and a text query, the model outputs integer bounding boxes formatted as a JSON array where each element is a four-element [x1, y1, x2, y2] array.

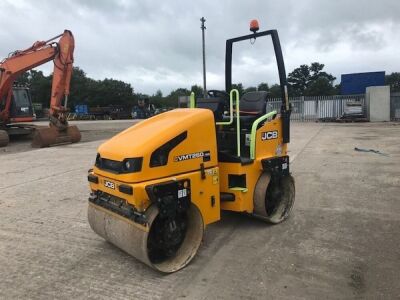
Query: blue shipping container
[[341, 71, 385, 95]]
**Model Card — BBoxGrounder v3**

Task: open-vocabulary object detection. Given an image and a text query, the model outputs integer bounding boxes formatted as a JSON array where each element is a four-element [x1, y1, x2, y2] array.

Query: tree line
[[17, 63, 400, 109]]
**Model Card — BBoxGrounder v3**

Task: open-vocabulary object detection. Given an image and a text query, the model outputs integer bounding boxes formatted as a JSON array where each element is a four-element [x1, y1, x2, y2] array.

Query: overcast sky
[[0, 0, 399, 95]]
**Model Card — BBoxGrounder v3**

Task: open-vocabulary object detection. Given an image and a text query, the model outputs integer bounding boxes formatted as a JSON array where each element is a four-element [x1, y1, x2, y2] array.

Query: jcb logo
[[104, 180, 115, 189], [261, 131, 278, 141]]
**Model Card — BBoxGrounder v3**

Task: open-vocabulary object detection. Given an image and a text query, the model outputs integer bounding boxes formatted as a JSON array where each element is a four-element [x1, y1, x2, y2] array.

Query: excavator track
[[253, 172, 295, 223], [88, 202, 204, 273]]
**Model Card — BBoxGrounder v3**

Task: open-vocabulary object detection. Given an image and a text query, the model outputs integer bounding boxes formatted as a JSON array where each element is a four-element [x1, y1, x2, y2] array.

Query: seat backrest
[[196, 97, 225, 121], [240, 91, 268, 116]]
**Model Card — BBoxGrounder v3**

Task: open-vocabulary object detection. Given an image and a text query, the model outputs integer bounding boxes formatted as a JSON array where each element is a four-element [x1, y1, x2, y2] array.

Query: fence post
[[366, 86, 390, 121], [301, 96, 305, 121]]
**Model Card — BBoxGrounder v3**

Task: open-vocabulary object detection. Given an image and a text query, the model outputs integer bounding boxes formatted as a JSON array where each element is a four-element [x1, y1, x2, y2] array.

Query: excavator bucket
[[31, 125, 81, 148]]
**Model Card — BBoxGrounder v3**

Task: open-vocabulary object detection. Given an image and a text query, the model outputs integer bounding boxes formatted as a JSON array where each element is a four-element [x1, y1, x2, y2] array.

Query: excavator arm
[[0, 30, 80, 147], [48, 30, 74, 127]]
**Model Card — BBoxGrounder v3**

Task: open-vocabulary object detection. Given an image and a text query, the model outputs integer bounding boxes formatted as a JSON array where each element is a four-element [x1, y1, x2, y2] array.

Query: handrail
[[232, 89, 241, 157], [189, 89, 241, 157], [215, 89, 235, 125], [189, 92, 195, 108], [249, 110, 277, 159]]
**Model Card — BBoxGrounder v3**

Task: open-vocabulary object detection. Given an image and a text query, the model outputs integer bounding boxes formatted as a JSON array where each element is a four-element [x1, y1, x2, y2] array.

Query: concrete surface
[[366, 86, 391, 122], [0, 121, 399, 299], [0, 119, 140, 156]]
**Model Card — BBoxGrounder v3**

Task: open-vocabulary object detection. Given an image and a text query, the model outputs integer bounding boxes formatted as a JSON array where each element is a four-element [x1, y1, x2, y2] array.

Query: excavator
[[0, 30, 80, 147], [87, 20, 295, 273]]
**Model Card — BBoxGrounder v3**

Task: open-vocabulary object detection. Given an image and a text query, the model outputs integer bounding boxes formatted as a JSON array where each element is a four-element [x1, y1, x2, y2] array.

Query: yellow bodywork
[[89, 167, 221, 226], [89, 108, 220, 226], [89, 109, 286, 226], [94, 109, 218, 183], [219, 115, 287, 213]]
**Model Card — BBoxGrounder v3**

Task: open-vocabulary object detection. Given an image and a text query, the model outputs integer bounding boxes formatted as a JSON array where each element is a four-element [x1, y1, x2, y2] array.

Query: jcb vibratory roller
[[87, 20, 295, 273]]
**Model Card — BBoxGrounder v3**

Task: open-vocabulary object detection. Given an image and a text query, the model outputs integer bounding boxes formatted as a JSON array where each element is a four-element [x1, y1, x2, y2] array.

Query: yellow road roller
[[87, 22, 294, 273]]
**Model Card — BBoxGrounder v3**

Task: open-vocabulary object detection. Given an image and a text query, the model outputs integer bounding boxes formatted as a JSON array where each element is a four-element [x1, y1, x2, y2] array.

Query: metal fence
[[267, 94, 366, 122], [390, 92, 400, 121]]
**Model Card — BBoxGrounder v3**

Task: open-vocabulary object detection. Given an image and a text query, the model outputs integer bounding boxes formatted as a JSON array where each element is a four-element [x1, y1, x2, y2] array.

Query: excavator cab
[[87, 22, 295, 273], [9, 86, 35, 122], [0, 86, 35, 145]]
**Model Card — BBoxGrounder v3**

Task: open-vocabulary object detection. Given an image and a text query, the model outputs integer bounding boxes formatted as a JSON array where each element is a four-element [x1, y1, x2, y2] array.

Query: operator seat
[[238, 91, 268, 128], [217, 91, 269, 162]]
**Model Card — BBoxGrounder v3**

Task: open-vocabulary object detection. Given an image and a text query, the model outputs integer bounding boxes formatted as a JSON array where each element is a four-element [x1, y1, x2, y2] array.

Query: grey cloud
[[0, 0, 398, 94]]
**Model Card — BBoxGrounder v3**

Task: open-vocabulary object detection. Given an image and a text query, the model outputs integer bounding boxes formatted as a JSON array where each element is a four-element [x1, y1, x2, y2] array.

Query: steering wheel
[[207, 90, 231, 116], [207, 90, 229, 99]]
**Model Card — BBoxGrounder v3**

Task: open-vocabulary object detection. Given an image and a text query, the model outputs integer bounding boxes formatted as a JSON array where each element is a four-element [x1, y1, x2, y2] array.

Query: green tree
[[231, 83, 244, 96], [69, 67, 93, 107], [16, 70, 52, 106], [150, 90, 163, 107], [269, 84, 282, 98], [134, 93, 150, 101], [30, 70, 52, 107], [385, 72, 400, 92], [16, 71, 31, 85], [92, 78, 135, 107], [257, 82, 269, 92], [334, 83, 341, 95], [287, 64, 310, 96], [287, 62, 336, 96], [244, 86, 257, 93], [190, 85, 204, 98], [164, 88, 190, 108], [155, 90, 163, 98], [309, 62, 335, 82], [306, 77, 336, 96], [17, 66, 137, 109]]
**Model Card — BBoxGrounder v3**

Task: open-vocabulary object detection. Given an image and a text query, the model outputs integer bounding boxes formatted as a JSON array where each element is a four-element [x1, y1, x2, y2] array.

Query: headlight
[[95, 154, 143, 174], [124, 160, 131, 170], [122, 158, 143, 173]]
